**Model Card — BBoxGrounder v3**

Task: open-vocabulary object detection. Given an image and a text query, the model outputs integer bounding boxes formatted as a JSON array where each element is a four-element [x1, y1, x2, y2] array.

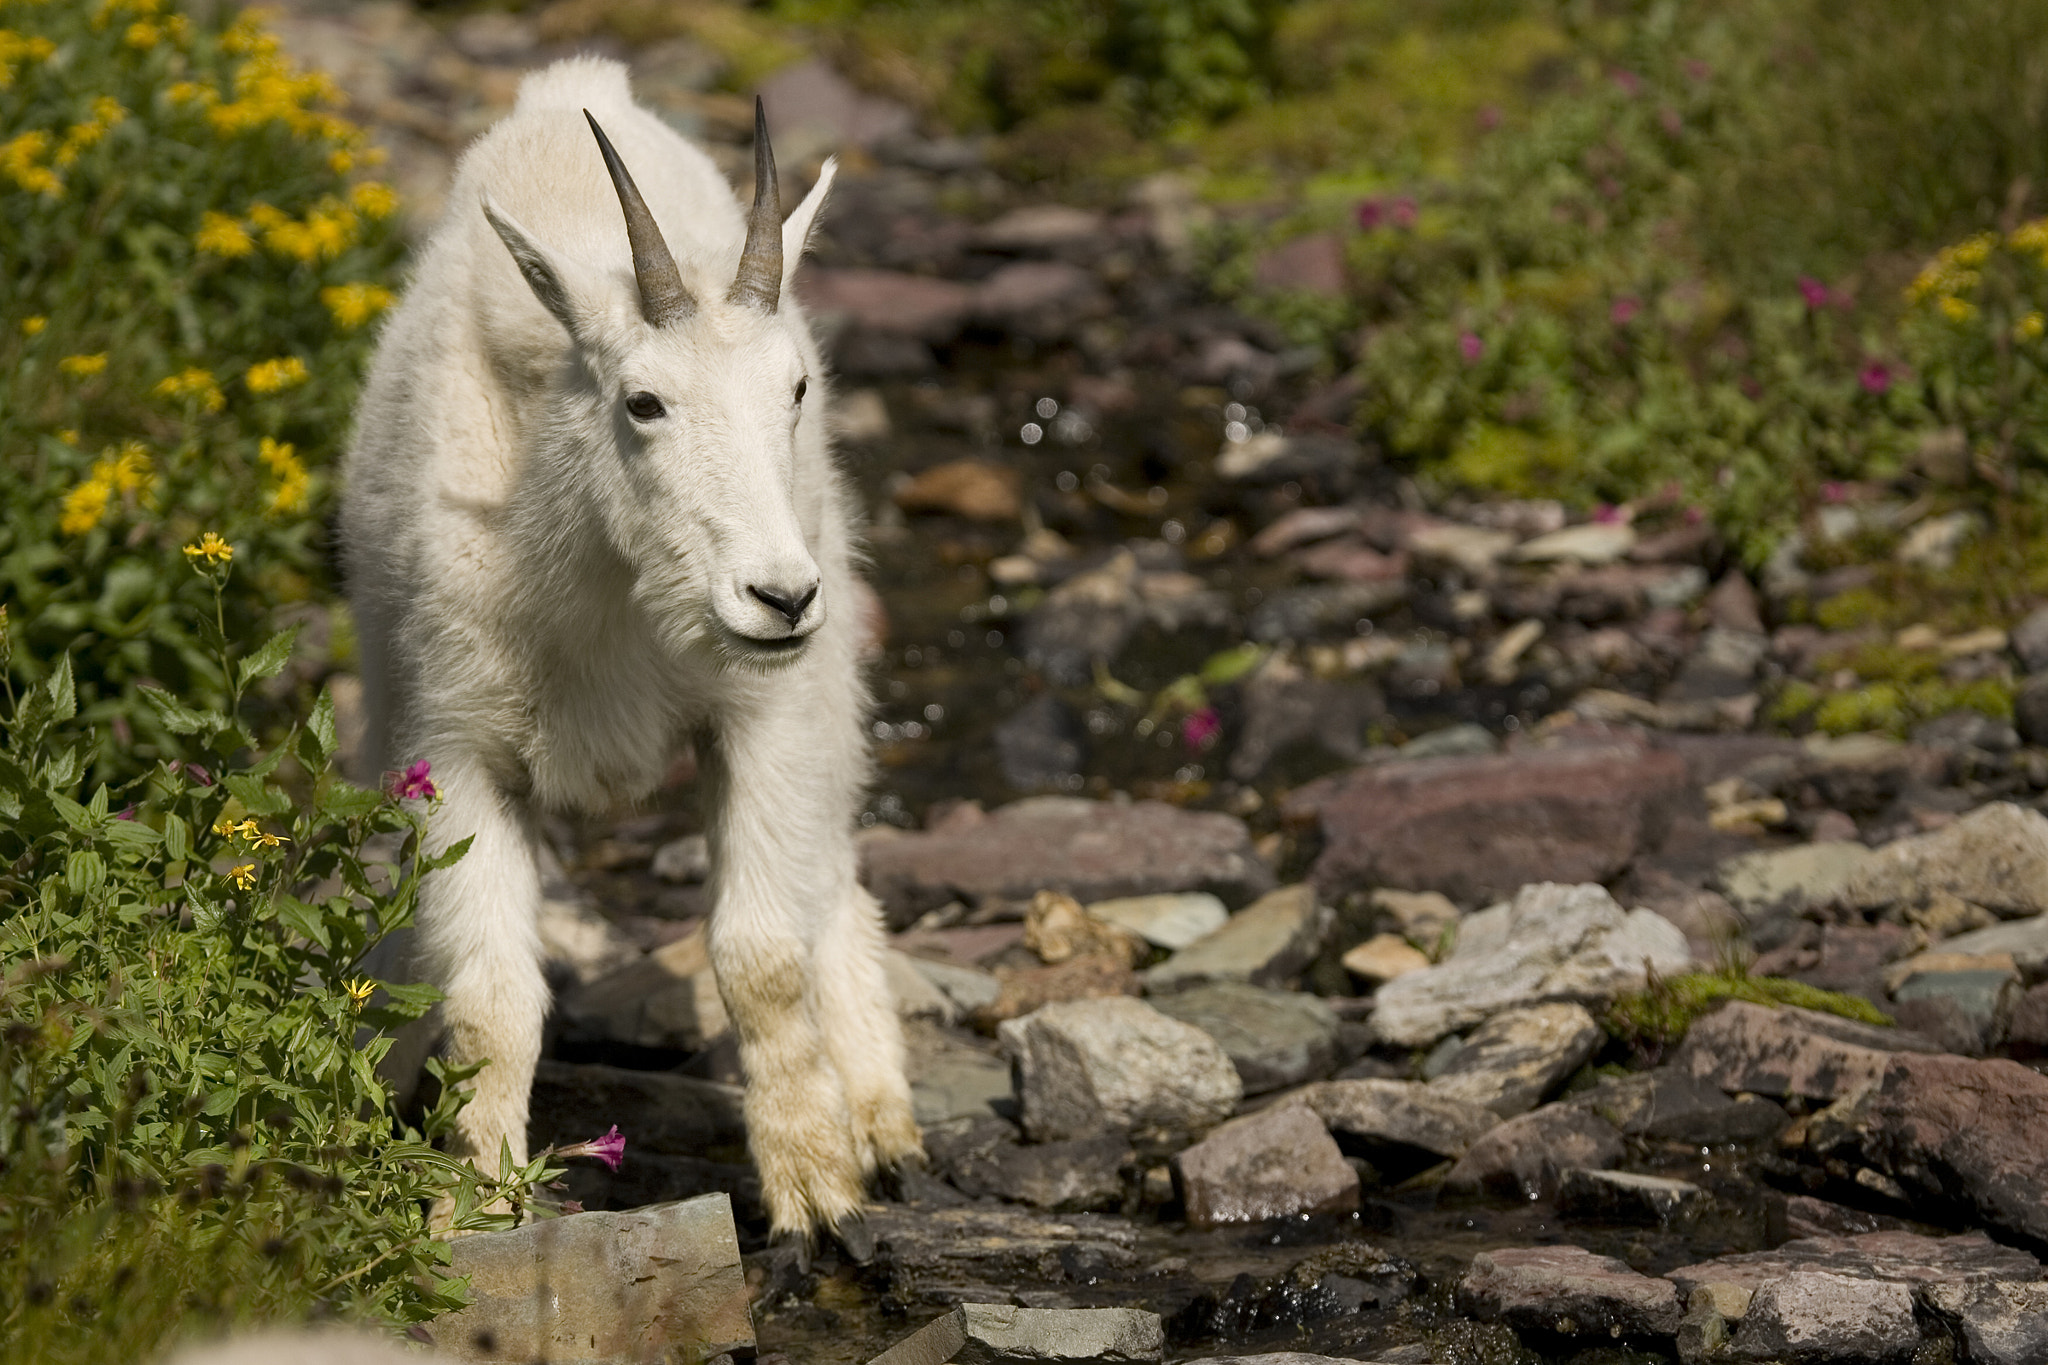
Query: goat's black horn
[[586, 110, 695, 325], [728, 96, 782, 311]]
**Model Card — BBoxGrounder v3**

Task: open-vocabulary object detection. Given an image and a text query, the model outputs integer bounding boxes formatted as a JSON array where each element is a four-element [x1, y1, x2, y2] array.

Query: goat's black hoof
[[830, 1210, 876, 1265], [772, 1228, 815, 1277]]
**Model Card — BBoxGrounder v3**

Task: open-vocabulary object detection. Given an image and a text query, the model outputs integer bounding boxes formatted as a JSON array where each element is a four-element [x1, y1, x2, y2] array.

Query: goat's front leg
[[412, 759, 548, 1190]]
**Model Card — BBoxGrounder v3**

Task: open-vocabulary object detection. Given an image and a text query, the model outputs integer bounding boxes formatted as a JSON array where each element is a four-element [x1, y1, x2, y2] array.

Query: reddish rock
[[1251, 231, 1347, 296], [862, 796, 1273, 928], [1170, 1102, 1359, 1226], [893, 459, 1023, 521], [1457, 1245, 1682, 1338], [2004, 981, 2048, 1057], [974, 261, 1102, 331], [1672, 1001, 1936, 1101], [1286, 743, 1689, 906], [1666, 1229, 2040, 1299], [798, 267, 976, 340], [1443, 1105, 1623, 1201]]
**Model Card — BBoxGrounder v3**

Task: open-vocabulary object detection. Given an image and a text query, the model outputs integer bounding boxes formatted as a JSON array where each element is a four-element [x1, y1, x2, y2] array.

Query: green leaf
[[308, 686, 338, 761], [422, 834, 473, 873], [139, 684, 219, 736], [235, 624, 301, 691], [102, 818, 162, 852], [224, 773, 292, 817], [65, 850, 106, 895], [163, 812, 189, 862], [276, 895, 330, 950], [318, 781, 384, 821], [43, 653, 75, 724]]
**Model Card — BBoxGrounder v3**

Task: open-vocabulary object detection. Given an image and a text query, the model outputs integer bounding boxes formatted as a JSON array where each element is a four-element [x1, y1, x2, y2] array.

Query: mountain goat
[[341, 57, 917, 1252]]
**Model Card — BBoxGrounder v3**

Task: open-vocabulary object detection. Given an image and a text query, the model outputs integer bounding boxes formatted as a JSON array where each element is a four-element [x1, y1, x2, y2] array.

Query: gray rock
[[1574, 1068, 1788, 1144], [1170, 1102, 1360, 1225], [1933, 913, 2048, 980], [1667, 626, 1768, 702], [924, 1119, 1129, 1213], [906, 1018, 1016, 1125], [1728, 1271, 1915, 1363], [1891, 966, 2020, 1054], [1456, 1244, 1683, 1338], [861, 1205, 1142, 1306], [2009, 981, 2048, 1056], [999, 996, 1243, 1141], [888, 948, 965, 1022], [1370, 883, 1692, 1047], [1712, 841, 1877, 918], [2015, 672, 2048, 746], [1444, 1104, 1623, 1200], [558, 928, 728, 1053], [867, 1303, 1163, 1365], [1246, 581, 1406, 643], [1289, 1079, 1498, 1160], [651, 833, 710, 883], [1912, 709, 2019, 752], [1921, 1280, 2048, 1365], [1666, 1230, 2042, 1299], [1672, 1001, 1935, 1101], [1086, 892, 1228, 951], [2013, 606, 2048, 672], [1397, 723, 1499, 760], [1841, 801, 2048, 920], [994, 693, 1087, 791], [431, 1195, 752, 1364], [907, 956, 1004, 1016], [1149, 982, 1340, 1095], [1145, 884, 1330, 993], [1426, 1002, 1603, 1116], [1558, 1169, 1702, 1225], [862, 796, 1273, 929], [1227, 660, 1383, 781]]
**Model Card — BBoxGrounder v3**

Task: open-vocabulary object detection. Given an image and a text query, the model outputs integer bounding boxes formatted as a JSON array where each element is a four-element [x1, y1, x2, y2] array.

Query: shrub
[[0, 0, 403, 779]]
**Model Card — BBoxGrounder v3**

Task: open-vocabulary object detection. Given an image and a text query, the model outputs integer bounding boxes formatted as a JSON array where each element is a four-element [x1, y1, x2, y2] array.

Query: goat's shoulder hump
[[512, 56, 634, 119]]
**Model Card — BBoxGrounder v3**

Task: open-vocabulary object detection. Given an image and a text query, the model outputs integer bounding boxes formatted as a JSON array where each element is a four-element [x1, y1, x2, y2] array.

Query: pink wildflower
[[1355, 198, 1383, 230], [1658, 107, 1682, 137], [1458, 332, 1483, 364], [1683, 505, 1704, 524], [1821, 481, 1850, 503], [1591, 503, 1629, 525], [1612, 68, 1642, 97], [184, 763, 213, 787], [557, 1125, 626, 1172], [1859, 362, 1893, 395], [116, 806, 136, 821], [1181, 707, 1221, 751], [1683, 60, 1711, 82], [1477, 105, 1502, 132], [390, 759, 438, 801], [1610, 296, 1642, 325], [1798, 276, 1830, 310], [1391, 196, 1417, 228]]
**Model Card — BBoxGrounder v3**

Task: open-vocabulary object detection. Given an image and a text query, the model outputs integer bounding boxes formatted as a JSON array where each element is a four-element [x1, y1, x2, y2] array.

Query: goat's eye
[[793, 377, 807, 405], [625, 391, 666, 421]]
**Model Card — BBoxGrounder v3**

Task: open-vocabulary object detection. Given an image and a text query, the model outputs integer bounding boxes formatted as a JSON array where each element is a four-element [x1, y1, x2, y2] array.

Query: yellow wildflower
[[212, 817, 238, 839], [1939, 295, 1978, 324], [107, 441, 151, 493], [167, 80, 216, 107], [229, 863, 256, 890], [56, 429, 77, 445], [0, 30, 57, 92], [248, 826, 288, 849], [195, 210, 253, 258], [59, 478, 110, 535], [59, 353, 107, 378], [328, 148, 353, 173], [2023, 313, 2046, 341], [183, 531, 233, 565], [259, 436, 309, 515], [350, 181, 397, 219], [344, 977, 376, 1011], [320, 281, 393, 330], [56, 96, 127, 167], [1, 129, 60, 197], [124, 19, 158, 47], [21, 315, 44, 336], [221, 10, 279, 58], [153, 367, 224, 412], [246, 356, 308, 393]]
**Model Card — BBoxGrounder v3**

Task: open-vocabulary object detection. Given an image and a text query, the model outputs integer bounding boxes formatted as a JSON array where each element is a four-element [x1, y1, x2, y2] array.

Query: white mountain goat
[[341, 57, 918, 1252]]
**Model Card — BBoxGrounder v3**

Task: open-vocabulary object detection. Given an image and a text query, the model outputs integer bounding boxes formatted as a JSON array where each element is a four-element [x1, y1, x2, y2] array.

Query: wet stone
[[1170, 1101, 1360, 1225], [1148, 982, 1340, 1095], [1145, 884, 1330, 993], [999, 996, 1242, 1141], [1425, 1002, 1603, 1116], [1920, 1280, 2048, 1365], [1558, 1169, 1702, 1225], [1444, 1103, 1624, 1201], [1671, 1001, 1936, 1102], [924, 1118, 1129, 1213], [866, 1303, 1164, 1365], [1665, 1229, 2042, 1300], [1456, 1244, 1683, 1339], [1168, 1246, 1419, 1342], [1727, 1271, 1916, 1364], [863, 1205, 1142, 1307], [1574, 1067, 1788, 1144], [905, 1018, 1016, 1126], [1288, 1078, 1498, 1163]]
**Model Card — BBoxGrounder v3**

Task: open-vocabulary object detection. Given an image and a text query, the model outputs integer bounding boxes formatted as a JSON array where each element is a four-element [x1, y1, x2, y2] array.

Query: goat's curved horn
[[585, 109, 695, 326], [728, 96, 782, 311]]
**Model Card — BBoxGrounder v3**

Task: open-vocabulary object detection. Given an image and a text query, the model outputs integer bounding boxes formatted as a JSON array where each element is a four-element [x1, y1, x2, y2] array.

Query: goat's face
[[484, 107, 838, 666]]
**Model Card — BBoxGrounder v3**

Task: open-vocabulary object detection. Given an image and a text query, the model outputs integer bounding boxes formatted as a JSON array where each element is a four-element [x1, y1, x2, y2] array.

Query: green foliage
[[0, 559, 565, 1363], [1605, 970, 1892, 1059], [0, 0, 403, 777]]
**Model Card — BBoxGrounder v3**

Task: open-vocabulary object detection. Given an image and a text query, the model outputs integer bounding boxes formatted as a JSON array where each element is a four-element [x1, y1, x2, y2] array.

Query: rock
[[1456, 1245, 1683, 1338], [2011, 605, 2048, 672], [1251, 232, 1347, 295], [1246, 581, 1406, 643], [1086, 892, 1228, 951], [862, 796, 1272, 929], [1425, 1003, 1602, 1116], [974, 261, 1103, 336], [867, 1303, 1163, 1365], [1369, 883, 1692, 1048], [1515, 521, 1638, 565], [1920, 1281, 2048, 1365], [535, 846, 643, 985], [1912, 709, 2020, 752], [2014, 674, 2048, 748], [1444, 1105, 1623, 1200], [972, 205, 1105, 253], [1370, 889, 1461, 947], [1671, 1001, 1935, 1101], [1227, 656, 1384, 781], [1805, 1052, 2048, 1247], [1896, 509, 1978, 570], [1341, 933, 1432, 984], [1215, 432, 1367, 488], [999, 997, 1243, 1141], [759, 56, 915, 151], [1170, 1102, 1360, 1225], [897, 459, 1024, 521], [1286, 744, 1690, 908], [861, 1204, 1142, 1306], [1397, 723, 1499, 760], [1149, 983, 1339, 1095], [1666, 627, 1768, 702], [1145, 884, 1330, 992], [557, 926, 729, 1053], [1728, 1271, 1915, 1363], [832, 387, 892, 442], [924, 1119, 1129, 1213], [1712, 841, 1877, 918], [651, 832, 710, 883], [1930, 913, 2048, 979], [1558, 1169, 1703, 1225], [1574, 1068, 1788, 1144], [1890, 965, 2020, 1054], [906, 1018, 1016, 1125], [430, 1195, 752, 1364], [2008, 982, 2048, 1056], [801, 267, 977, 341], [1841, 801, 2048, 920], [1667, 1229, 2041, 1299], [906, 956, 1004, 1016], [1288, 1079, 1498, 1161], [1706, 572, 1766, 634], [163, 1330, 421, 1365], [1010, 552, 1142, 683], [1407, 522, 1518, 578], [888, 948, 965, 1022]]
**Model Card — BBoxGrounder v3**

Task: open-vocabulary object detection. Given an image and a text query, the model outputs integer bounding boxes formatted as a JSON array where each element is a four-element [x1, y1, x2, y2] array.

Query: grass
[[1605, 969, 1892, 1058]]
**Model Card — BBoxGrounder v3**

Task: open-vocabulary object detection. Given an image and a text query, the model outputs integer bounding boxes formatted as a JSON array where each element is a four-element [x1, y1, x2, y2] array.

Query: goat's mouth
[[719, 628, 812, 663]]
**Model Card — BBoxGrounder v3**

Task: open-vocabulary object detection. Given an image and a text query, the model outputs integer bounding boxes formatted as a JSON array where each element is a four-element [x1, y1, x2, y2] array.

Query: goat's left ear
[[779, 156, 837, 296], [482, 192, 610, 343]]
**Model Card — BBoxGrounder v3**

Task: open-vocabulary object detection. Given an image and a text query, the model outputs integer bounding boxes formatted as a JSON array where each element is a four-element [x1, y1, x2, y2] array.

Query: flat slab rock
[[1148, 980, 1340, 1095], [861, 797, 1273, 927], [864, 1206, 1143, 1306], [1170, 1101, 1359, 1225], [1444, 1104, 1623, 1201], [868, 1303, 1164, 1365], [1425, 1001, 1603, 1116], [1921, 1281, 2048, 1365], [1672, 1000, 1938, 1101], [1287, 1078, 1498, 1159], [1841, 801, 2048, 920], [429, 1194, 752, 1365], [1666, 1230, 2042, 1299], [1284, 741, 1689, 907], [1457, 1244, 1683, 1338], [1559, 1168, 1701, 1225], [1730, 1271, 1917, 1363], [999, 996, 1243, 1141], [1144, 884, 1330, 992]]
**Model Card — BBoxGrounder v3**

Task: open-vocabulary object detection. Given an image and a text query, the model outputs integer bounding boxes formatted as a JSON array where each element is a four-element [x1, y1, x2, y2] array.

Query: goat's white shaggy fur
[[341, 57, 918, 1240]]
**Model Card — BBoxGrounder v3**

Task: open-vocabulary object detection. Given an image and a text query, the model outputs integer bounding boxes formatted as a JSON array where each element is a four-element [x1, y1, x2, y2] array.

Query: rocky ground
[[278, 6, 2048, 1363]]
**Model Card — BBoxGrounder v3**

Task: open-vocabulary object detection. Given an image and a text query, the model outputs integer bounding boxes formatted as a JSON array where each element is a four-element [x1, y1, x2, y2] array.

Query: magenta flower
[[1821, 481, 1850, 503], [1798, 276, 1830, 310], [116, 806, 137, 821], [184, 763, 213, 787], [1391, 196, 1417, 228], [1610, 296, 1641, 325], [1458, 332, 1484, 364], [1591, 503, 1629, 525], [1683, 59, 1711, 82], [1683, 505, 1705, 524], [558, 1125, 626, 1172], [1477, 105, 1502, 132], [1859, 362, 1893, 395], [1658, 107, 1682, 137], [1181, 707, 1222, 751], [389, 759, 438, 801], [1355, 198, 1383, 230], [1612, 68, 1642, 97]]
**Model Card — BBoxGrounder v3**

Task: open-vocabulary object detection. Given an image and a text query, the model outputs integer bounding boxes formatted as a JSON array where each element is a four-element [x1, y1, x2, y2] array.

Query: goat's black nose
[[749, 583, 817, 627]]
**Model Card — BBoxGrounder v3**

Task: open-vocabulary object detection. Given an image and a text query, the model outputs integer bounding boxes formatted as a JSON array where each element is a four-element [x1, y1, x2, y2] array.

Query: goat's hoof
[[773, 1228, 816, 1277], [829, 1210, 876, 1265]]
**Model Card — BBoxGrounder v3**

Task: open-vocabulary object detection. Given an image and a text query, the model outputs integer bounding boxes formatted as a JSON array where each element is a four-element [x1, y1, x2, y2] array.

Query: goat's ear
[[779, 156, 836, 295], [482, 193, 603, 340]]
